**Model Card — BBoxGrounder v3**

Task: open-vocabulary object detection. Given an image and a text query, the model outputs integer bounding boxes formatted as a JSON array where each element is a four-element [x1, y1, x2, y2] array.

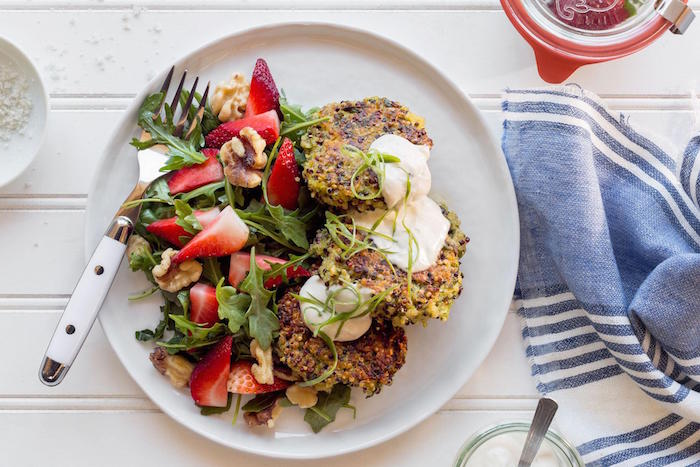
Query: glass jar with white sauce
[[453, 422, 584, 467]]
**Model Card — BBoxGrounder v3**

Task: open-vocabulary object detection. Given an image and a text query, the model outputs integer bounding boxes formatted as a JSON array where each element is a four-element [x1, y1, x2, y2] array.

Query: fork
[[39, 67, 210, 386]]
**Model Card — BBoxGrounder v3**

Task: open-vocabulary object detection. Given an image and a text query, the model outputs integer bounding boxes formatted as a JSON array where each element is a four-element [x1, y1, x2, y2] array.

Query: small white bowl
[[0, 36, 48, 187]]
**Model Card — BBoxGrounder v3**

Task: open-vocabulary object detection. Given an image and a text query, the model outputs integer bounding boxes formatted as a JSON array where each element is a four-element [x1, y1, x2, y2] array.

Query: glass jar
[[500, 0, 694, 82], [453, 422, 584, 467]]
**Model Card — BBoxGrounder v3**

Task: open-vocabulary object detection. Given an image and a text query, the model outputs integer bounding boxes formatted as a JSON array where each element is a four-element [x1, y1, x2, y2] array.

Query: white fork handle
[[39, 217, 132, 386]]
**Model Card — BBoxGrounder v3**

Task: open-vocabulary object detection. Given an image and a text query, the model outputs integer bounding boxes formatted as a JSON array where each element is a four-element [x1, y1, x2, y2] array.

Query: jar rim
[[453, 421, 585, 467], [501, 0, 670, 59]]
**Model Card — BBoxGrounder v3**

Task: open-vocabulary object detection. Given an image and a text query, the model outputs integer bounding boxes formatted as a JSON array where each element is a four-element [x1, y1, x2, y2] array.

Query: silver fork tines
[[173, 76, 199, 138], [184, 81, 211, 141], [151, 67, 205, 141]]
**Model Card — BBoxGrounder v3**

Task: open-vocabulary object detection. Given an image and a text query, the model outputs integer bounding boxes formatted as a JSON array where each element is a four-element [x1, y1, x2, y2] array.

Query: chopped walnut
[[244, 398, 283, 428], [285, 384, 318, 409], [238, 127, 267, 169], [152, 248, 202, 292], [220, 127, 268, 188], [126, 234, 150, 260], [211, 73, 249, 122], [149, 347, 195, 388], [250, 339, 274, 385], [273, 366, 299, 382]]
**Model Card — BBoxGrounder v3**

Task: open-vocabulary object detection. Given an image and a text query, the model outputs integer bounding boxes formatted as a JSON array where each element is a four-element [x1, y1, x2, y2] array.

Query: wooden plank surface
[[0, 2, 697, 465]]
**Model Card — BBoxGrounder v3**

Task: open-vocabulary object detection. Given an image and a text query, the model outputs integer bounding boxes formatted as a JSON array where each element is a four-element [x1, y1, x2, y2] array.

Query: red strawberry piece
[[244, 58, 280, 118], [167, 148, 223, 195], [145, 207, 220, 247], [190, 283, 219, 327], [204, 110, 280, 149], [173, 206, 249, 263], [266, 138, 300, 210], [550, 0, 629, 30], [190, 335, 232, 407], [227, 360, 291, 395], [228, 251, 310, 288], [263, 266, 311, 289]]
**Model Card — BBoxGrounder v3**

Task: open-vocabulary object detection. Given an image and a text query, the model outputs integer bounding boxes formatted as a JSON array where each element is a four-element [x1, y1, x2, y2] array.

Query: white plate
[[0, 36, 48, 187], [84, 23, 519, 459]]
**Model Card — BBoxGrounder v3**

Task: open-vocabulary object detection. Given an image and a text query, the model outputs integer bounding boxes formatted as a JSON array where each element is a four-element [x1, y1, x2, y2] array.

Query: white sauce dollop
[[299, 275, 374, 342], [371, 134, 432, 208], [465, 432, 561, 467], [353, 134, 450, 272]]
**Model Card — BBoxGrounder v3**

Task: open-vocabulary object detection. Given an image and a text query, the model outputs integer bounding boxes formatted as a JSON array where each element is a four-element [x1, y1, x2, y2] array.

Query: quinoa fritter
[[276, 289, 407, 396], [301, 97, 432, 212], [310, 209, 468, 327]]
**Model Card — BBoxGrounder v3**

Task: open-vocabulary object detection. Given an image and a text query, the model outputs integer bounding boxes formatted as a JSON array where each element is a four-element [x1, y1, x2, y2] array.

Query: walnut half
[[220, 127, 268, 188], [152, 248, 202, 292], [285, 384, 318, 409], [244, 397, 284, 428], [149, 347, 195, 388], [250, 339, 274, 385], [211, 73, 249, 122]]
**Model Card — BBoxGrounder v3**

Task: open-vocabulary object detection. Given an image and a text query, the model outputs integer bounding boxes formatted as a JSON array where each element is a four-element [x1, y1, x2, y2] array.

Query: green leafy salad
[[126, 58, 467, 433]]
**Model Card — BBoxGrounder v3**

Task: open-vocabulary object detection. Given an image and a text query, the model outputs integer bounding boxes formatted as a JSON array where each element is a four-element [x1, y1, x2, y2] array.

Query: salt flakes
[[0, 60, 32, 141]]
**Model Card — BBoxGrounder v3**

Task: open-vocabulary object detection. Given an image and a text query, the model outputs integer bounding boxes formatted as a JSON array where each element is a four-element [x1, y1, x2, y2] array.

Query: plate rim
[[85, 21, 520, 459]]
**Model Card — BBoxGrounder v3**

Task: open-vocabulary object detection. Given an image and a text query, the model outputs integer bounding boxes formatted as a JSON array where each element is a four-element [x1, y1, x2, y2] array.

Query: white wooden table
[[1, 1, 699, 465]]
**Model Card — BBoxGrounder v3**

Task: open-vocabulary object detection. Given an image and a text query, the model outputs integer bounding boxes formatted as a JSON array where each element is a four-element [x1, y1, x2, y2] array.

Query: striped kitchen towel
[[502, 86, 700, 466]]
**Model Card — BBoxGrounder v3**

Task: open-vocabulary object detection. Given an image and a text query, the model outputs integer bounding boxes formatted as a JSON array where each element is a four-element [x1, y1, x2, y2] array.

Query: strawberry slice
[[550, 0, 629, 30], [190, 335, 232, 407], [204, 110, 280, 149], [145, 207, 220, 247], [266, 137, 301, 210], [173, 206, 249, 263], [167, 148, 223, 195], [244, 58, 280, 118], [227, 360, 290, 394], [228, 251, 310, 288], [190, 283, 219, 327]]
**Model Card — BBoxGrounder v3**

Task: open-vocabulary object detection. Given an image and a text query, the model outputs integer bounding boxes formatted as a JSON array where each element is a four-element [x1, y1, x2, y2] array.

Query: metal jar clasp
[[655, 0, 695, 34]]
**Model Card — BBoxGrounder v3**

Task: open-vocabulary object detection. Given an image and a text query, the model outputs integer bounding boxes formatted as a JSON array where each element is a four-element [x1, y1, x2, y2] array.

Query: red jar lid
[[501, 0, 676, 82]]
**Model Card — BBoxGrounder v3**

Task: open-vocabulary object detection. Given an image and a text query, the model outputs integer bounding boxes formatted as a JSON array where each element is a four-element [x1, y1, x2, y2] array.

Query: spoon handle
[[518, 398, 559, 467]]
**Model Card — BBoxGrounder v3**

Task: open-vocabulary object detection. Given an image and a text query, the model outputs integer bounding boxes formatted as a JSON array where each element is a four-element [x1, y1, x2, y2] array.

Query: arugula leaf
[[267, 204, 310, 250], [241, 392, 283, 413], [176, 289, 190, 318], [128, 286, 159, 301], [130, 92, 207, 171], [238, 249, 279, 350], [134, 301, 171, 341], [202, 257, 223, 284], [174, 199, 202, 235], [178, 181, 225, 206], [199, 393, 232, 415], [126, 237, 158, 277], [279, 92, 328, 144], [216, 277, 251, 334], [235, 200, 316, 252], [304, 384, 352, 433], [135, 329, 156, 341], [145, 178, 174, 204], [128, 247, 157, 273], [156, 314, 226, 352], [169, 314, 223, 340], [232, 394, 242, 425]]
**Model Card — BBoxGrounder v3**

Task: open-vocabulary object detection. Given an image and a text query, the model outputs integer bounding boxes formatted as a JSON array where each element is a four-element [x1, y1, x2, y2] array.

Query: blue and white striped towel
[[502, 86, 700, 466]]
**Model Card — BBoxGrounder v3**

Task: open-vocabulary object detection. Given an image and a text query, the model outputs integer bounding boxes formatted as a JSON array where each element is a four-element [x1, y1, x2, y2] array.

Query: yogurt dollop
[[299, 275, 374, 342], [465, 432, 561, 467], [353, 134, 450, 272]]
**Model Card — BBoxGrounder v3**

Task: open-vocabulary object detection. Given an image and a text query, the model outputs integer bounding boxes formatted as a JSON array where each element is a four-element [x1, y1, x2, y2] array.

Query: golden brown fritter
[[301, 97, 432, 212], [310, 209, 468, 327], [275, 289, 407, 396]]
